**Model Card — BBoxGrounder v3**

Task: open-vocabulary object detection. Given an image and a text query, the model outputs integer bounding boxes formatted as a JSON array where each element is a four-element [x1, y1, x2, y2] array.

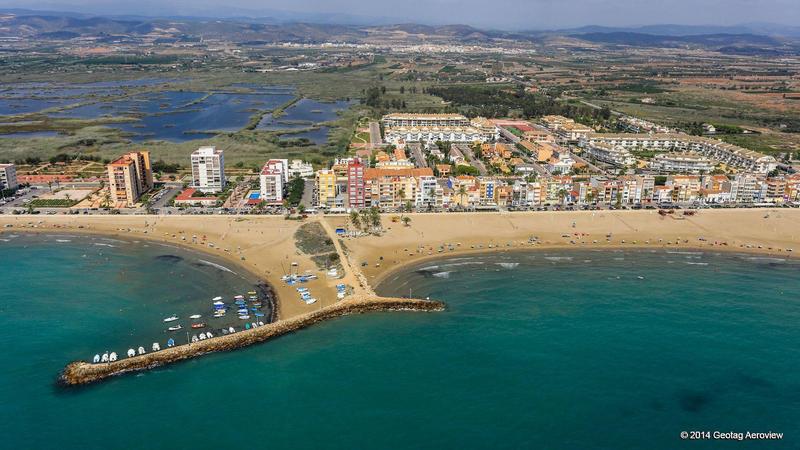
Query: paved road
[[457, 144, 488, 176], [369, 121, 382, 146], [151, 187, 181, 209], [570, 153, 606, 174], [408, 143, 427, 168], [300, 178, 315, 208]]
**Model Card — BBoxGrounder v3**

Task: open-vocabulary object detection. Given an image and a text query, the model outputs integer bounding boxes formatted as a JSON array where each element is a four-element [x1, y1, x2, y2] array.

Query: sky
[[1, 0, 799, 29]]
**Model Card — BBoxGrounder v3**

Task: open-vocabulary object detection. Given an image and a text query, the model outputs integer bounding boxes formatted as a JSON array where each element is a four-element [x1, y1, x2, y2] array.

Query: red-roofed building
[[174, 188, 219, 207]]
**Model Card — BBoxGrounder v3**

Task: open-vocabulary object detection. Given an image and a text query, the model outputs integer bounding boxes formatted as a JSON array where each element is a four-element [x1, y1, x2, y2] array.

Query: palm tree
[[557, 188, 569, 206], [369, 206, 381, 230], [349, 210, 361, 231], [101, 190, 111, 209], [360, 209, 371, 232], [458, 185, 467, 208]]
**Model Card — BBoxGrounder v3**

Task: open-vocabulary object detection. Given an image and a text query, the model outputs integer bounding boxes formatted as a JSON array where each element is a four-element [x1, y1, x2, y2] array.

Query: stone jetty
[[59, 296, 445, 386]]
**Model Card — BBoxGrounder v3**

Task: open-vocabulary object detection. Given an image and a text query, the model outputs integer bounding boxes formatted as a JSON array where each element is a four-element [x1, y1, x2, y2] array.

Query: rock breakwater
[[59, 296, 444, 386]]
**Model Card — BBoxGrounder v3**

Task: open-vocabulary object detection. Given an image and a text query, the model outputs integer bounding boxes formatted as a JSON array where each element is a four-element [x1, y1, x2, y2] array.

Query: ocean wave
[[544, 256, 573, 262], [746, 257, 786, 263], [496, 262, 519, 269], [432, 271, 451, 278], [94, 243, 116, 248], [686, 262, 709, 266], [0, 238, 10, 242], [198, 259, 236, 274], [55, 239, 71, 243], [666, 251, 704, 255], [612, 257, 625, 261], [441, 261, 485, 268], [418, 265, 440, 271]]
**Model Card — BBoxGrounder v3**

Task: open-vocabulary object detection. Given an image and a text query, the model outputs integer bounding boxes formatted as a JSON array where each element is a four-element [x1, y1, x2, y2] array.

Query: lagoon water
[[2, 239, 799, 449]]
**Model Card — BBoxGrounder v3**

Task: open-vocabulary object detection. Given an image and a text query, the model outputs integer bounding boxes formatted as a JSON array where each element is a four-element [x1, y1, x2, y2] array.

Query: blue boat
[[167, 338, 175, 347]]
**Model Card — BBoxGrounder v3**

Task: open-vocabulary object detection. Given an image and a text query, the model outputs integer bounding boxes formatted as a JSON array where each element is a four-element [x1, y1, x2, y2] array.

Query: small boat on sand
[[191, 322, 206, 329], [163, 316, 179, 322], [168, 324, 182, 331]]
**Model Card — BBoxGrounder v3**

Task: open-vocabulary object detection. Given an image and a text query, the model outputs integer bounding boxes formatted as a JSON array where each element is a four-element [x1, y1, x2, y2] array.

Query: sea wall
[[58, 296, 445, 386]]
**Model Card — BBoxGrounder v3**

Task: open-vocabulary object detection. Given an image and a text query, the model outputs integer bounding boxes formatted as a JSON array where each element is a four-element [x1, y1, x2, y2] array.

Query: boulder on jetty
[[58, 296, 445, 386]]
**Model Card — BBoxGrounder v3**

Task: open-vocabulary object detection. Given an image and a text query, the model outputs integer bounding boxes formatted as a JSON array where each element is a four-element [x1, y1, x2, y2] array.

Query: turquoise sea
[[2, 235, 799, 449]]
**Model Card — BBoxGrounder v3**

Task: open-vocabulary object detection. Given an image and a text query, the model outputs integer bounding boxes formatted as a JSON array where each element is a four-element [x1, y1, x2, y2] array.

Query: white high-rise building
[[259, 159, 287, 204], [0, 163, 18, 191], [191, 146, 225, 193]]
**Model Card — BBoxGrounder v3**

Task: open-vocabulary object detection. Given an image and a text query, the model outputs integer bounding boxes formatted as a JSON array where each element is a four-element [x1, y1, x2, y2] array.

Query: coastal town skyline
[[1, 2, 799, 448]]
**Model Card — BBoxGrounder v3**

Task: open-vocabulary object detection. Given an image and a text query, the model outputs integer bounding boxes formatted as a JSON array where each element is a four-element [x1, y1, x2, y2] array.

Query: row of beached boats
[[91, 292, 269, 364]]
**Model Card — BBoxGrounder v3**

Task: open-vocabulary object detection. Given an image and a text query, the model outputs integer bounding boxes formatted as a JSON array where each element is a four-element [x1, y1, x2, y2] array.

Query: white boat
[[199, 333, 207, 340], [304, 298, 317, 305], [127, 349, 136, 357], [212, 296, 223, 301], [206, 331, 213, 338], [101, 352, 109, 362], [191, 335, 198, 343], [228, 326, 235, 333], [168, 324, 182, 331], [163, 316, 179, 322], [109, 352, 118, 362], [239, 315, 251, 320], [189, 314, 202, 319], [137, 346, 145, 355], [152, 342, 161, 351], [93, 354, 100, 363]]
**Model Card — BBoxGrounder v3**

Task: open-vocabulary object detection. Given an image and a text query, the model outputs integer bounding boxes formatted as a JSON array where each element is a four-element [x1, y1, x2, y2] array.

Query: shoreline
[[323, 208, 800, 290], [370, 243, 799, 293], [3, 209, 798, 385]]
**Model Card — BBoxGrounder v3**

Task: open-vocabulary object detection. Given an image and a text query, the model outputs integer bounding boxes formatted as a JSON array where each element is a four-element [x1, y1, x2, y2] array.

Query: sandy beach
[[2, 208, 799, 321], [321, 208, 800, 289]]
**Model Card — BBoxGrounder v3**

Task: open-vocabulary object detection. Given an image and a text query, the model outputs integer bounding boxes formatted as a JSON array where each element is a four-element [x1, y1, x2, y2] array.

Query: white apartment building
[[585, 133, 777, 173], [584, 142, 636, 167], [415, 176, 443, 209], [382, 113, 498, 144], [190, 146, 225, 193], [259, 159, 287, 204], [288, 159, 314, 178], [650, 152, 715, 174], [0, 163, 18, 191]]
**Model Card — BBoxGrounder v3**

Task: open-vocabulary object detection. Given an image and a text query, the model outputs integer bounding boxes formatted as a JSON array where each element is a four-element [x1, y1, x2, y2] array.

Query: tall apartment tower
[[107, 151, 153, 207], [0, 163, 18, 191], [347, 158, 366, 210], [191, 146, 225, 193]]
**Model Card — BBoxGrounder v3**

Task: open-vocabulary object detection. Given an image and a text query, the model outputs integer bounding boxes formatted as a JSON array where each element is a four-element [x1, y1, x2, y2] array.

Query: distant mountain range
[[0, 9, 797, 55]]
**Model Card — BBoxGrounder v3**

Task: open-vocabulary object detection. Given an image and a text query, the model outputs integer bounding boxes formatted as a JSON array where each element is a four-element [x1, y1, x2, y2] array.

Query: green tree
[[349, 210, 361, 231], [402, 216, 412, 227]]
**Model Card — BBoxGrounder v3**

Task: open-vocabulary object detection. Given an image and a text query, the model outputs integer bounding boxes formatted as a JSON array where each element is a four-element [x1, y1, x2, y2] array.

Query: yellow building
[[106, 151, 153, 207], [315, 169, 337, 207]]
